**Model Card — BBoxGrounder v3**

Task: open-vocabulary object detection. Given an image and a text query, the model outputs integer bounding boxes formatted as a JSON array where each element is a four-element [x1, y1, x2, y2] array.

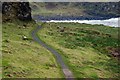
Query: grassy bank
[[2, 20, 64, 78], [38, 22, 120, 78]]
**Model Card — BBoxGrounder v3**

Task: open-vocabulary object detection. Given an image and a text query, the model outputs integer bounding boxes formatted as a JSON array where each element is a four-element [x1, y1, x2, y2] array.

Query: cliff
[[2, 2, 32, 22], [31, 2, 120, 20]]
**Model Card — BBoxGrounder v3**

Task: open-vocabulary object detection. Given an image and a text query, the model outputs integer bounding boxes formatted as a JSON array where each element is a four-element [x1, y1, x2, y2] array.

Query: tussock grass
[[2, 20, 63, 78], [38, 22, 120, 78]]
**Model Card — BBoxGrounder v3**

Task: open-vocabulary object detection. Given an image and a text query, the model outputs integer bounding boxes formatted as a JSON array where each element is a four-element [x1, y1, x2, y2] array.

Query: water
[[44, 18, 119, 27]]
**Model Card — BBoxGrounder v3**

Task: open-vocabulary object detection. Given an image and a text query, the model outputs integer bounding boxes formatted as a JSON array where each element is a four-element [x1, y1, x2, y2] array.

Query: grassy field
[[38, 22, 120, 78], [2, 20, 64, 78]]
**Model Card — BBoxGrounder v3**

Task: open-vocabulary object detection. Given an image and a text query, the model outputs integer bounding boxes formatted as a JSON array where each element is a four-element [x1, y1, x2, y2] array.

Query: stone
[[2, 2, 32, 22], [22, 36, 28, 40], [17, 2, 32, 21]]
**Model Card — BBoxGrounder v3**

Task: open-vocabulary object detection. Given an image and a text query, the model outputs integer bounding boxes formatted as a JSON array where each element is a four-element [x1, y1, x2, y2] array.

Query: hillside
[[2, 2, 63, 78], [2, 20, 63, 78], [38, 22, 120, 78], [2, 2, 120, 79], [30, 2, 120, 20]]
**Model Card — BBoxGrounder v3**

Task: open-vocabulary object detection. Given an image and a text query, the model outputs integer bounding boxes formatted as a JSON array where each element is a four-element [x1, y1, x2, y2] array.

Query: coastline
[[32, 15, 119, 21], [33, 15, 119, 27]]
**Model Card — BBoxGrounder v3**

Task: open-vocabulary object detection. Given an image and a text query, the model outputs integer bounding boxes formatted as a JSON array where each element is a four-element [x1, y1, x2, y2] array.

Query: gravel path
[[31, 23, 74, 79]]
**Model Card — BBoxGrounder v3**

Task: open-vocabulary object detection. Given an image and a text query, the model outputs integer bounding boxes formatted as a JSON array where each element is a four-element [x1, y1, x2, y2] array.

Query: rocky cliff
[[2, 2, 32, 21], [31, 2, 120, 20]]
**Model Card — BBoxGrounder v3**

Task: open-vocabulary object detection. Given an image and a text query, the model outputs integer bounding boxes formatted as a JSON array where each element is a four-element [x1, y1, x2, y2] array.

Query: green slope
[[2, 20, 64, 78], [38, 22, 120, 78]]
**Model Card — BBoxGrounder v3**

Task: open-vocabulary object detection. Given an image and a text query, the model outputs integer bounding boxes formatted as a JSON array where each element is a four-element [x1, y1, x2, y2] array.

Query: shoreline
[[34, 17, 119, 27], [32, 15, 119, 21]]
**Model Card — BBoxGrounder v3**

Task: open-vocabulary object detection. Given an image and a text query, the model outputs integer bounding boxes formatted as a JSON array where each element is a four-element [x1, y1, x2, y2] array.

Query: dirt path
[[31, 24, 74, 79]]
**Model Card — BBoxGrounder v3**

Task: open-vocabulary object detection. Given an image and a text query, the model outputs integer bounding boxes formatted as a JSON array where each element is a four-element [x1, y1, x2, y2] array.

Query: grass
[[2, 20, 64, 78], [38, 22, 120, 78]]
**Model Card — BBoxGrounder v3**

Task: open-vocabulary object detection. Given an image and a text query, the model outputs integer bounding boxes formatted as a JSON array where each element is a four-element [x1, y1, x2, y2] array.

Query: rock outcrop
[[31, 2, 120, 20], [2, 2, 32, 21]]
